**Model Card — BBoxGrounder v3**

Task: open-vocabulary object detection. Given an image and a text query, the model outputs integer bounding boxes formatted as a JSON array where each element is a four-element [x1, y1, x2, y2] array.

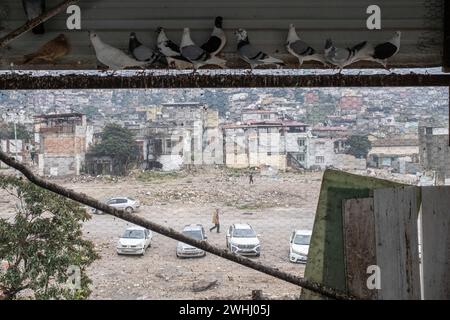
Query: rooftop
[[372, 139, 419, 147]]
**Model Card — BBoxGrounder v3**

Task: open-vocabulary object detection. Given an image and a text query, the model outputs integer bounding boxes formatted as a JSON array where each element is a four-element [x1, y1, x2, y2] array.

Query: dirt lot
[[0, 168, 324, 299]]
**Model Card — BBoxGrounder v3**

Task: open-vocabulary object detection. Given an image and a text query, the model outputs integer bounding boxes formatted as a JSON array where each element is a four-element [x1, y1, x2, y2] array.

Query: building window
[[296, 154, 305, 162], [315, 156, 325, 164], [262, 114, 270, 120], [426, 127, 433, 135], [267, 152, 272, 156], [297, 138, 305, 147]]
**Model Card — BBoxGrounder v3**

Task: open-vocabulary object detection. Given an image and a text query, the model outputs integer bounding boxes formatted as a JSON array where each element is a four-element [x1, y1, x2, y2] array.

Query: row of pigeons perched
[[21, 14, 401, 72]]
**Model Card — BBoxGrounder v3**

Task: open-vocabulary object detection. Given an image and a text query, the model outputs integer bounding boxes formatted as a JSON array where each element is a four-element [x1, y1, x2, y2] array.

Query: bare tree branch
[[0, 0, 79, 49], [0, 150, 355, 300]]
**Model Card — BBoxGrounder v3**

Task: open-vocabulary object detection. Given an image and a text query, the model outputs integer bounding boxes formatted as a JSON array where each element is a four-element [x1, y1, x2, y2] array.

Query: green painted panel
[[301, 169, 405, 299]]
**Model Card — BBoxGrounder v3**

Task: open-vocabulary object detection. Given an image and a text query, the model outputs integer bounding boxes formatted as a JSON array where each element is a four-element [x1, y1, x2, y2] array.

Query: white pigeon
[[364, 31, 401, 69], [286, 24, 326, 67], [156, 27, 192, 69], [201, 16, 227, 56], [324, 38, 371, 72], [180, 27, 227, 71], [89, 31, 148, 70], [235, 28, 284, 70]]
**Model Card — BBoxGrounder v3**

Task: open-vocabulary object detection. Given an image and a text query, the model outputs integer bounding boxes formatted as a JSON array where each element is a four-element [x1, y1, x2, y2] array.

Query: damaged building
[[368, 137, 420, 173], [222, 110, 363, 171], [34, 113, 93, 176]]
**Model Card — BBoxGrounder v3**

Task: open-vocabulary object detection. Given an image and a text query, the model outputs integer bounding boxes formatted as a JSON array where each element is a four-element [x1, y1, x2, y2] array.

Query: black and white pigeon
[[365, 31, 401, 69], [128, 32, 159, 63], [156, 27, 192, 69], [235, 28, 284, 70], [22, 0, 45, 34], [89, 31, 148, 70], [201, 16, 226, 56], [324, 38, 370, 72], [286, 24, 326, 67], [180, 27, 227, 71]]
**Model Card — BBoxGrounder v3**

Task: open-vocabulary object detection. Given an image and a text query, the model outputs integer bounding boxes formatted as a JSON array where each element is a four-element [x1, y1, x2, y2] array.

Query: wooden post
[[421, 187, 450, 299]]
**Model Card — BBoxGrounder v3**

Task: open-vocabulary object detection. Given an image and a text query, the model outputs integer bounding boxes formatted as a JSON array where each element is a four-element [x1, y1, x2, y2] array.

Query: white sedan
[[117, 226, 152, 256], [289, 230, 312, 263]]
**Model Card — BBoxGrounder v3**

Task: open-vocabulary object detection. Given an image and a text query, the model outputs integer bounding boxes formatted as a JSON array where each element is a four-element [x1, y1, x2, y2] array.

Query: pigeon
[[156, 27, 192, 69], [23, 33, 69, 64], [89, 31, 148, 70], [128, 32, 159, 63], [324, 39, 370, 72], [235, 28, 284, 70], [180, 27, 227, 71], [365, 31, 401, 69], [286, 24, 326, 67], [22, 0, 45, 34], [201, 16, 226, 56]]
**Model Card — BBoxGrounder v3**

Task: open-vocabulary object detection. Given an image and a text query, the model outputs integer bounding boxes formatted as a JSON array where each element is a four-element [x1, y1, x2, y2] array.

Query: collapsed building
[[34, 113, 93, 176], [368, 137, 420, 174]]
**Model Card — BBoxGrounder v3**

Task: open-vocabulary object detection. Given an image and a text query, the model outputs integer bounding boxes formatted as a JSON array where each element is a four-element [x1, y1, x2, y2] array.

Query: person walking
[[249, 172, 254, 184], [209, 208, 220, 233]]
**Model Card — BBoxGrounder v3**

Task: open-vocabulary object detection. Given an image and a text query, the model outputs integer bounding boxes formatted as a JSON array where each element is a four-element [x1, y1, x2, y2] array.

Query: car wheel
[[125, 207, 133, 214]]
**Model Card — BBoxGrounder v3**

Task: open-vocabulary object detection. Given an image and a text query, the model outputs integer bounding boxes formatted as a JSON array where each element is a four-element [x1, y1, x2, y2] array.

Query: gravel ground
[[0, 169, 323, 299]]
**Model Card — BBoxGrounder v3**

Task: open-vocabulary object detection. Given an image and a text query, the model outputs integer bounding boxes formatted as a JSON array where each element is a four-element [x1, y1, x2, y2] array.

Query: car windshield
[[233, 228, 256, 238], [294, 234, 311, 245], [183, 230, 203, 240], [122, 230, 144, 239]]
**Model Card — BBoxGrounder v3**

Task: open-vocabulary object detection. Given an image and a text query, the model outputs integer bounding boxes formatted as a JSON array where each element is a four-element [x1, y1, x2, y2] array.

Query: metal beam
[[1, 73, 450, 90]]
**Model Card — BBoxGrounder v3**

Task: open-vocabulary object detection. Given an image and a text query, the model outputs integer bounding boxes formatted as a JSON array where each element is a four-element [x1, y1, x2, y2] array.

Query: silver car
[[176, 224, 207, 258], [92, 197, 140, 214]]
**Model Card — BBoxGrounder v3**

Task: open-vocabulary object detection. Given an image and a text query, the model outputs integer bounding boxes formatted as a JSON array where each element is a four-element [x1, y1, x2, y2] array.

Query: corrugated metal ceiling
[[0, 0, 445, 70]]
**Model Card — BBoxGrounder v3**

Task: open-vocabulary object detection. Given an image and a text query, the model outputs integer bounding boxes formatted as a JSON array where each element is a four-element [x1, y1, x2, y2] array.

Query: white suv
[[93, 197, 140, 214], [289, 230, 311, 263], [226, 223, 260, 257]]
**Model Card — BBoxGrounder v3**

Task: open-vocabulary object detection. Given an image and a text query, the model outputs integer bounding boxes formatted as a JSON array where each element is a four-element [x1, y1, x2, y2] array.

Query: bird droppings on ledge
[[0, 70, 449, 90]]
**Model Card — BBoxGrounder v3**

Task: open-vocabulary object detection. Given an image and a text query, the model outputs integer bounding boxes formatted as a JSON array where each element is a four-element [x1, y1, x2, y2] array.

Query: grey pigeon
[[286, 24, 326, 67], [235, 28, 284, 70], [180, 27, 227, 71], [324, 38, 370, 72], [156, 27, 192, 69], [364, 31, 401, 69], [89, 31, 148, 70], [128, 32, 159, 63], [201, 16, 226, 56], [22, 0, 45, 34]]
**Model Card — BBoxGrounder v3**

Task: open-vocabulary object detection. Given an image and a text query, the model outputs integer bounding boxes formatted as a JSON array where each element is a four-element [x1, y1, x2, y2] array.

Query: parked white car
[[289, 230, 312, 263], [176, 224, 207, 258], [116, 226, 152, 255], [93, 196, 140, 214], [226, 223, 260, 257]]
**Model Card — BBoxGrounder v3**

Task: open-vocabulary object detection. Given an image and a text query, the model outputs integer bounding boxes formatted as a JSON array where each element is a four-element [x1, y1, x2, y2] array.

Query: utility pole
[[13, 121, 18, 161]]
